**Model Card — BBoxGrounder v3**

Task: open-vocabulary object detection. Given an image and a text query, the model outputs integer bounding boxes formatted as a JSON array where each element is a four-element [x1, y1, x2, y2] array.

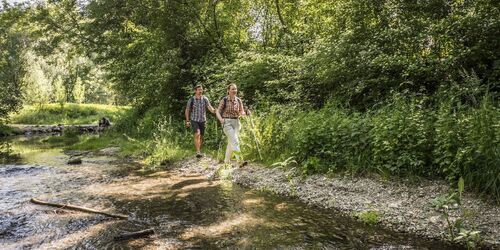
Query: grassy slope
[[10, 103, 130, 125]]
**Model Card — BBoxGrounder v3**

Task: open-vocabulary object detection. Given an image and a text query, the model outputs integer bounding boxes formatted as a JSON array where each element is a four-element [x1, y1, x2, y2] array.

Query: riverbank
[[9, 103, 129, 125], [2, 130, 498, 248], [4, 124, 103, 136], [2, 136, 460, 249], [168, 156, 500, 249]]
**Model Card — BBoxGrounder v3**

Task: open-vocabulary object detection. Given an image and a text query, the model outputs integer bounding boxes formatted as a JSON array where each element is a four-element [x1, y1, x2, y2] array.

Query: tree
[[0, 3, 28, 121]]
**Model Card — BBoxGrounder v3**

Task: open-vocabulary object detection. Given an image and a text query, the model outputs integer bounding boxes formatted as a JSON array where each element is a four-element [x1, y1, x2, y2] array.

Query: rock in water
[[67, 158, 82, 165]]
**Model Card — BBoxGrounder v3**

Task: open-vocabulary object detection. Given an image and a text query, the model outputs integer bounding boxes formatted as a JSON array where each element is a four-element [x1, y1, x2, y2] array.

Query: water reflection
[[0, 140, 20, 164]]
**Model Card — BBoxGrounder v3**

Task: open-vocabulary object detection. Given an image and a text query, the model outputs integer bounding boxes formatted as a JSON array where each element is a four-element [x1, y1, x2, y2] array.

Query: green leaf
[[458, 177, 464, 196]]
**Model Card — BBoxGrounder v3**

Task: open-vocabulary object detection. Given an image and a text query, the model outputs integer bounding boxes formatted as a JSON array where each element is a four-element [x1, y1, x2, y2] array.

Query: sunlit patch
[[180, 213, 268, 240], [242, 197, 264, 205], [274, 202, 288, 211], [178, 180, 217, 191], [146, 171, 171, 178], [176, 192, 190, 198]]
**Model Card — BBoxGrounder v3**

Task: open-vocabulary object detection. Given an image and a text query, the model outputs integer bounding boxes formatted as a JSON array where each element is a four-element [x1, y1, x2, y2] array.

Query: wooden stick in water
[[30, 198, 128, 220], [114, 228, 155, 241]]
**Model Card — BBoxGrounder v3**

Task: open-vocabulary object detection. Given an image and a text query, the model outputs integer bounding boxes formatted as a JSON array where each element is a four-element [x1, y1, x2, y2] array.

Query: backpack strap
[[189, 96, 195, 111], [203, 96, 208, 107], [220, 96, 228, 116]]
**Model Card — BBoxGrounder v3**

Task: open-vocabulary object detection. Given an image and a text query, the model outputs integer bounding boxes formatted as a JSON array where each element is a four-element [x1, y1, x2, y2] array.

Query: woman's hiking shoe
[[239, 161, 248, 168], [196, 152, 203, 158]]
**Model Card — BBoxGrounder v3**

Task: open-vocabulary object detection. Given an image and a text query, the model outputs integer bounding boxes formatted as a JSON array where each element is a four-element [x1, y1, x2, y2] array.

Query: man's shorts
[[190, 121, 205, 136]]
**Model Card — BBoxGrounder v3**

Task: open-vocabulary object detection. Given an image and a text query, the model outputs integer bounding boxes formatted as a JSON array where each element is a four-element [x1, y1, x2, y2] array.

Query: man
[[216, 83, 247, 166], [185, 85, 216, 158]]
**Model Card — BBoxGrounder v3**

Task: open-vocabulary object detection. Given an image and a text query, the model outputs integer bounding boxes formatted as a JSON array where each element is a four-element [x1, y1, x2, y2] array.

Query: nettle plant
[[429, 177, 481, 249]]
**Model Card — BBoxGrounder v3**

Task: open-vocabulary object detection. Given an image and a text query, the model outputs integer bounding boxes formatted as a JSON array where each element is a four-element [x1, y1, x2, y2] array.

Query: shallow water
[[0, 136, 460, 249]]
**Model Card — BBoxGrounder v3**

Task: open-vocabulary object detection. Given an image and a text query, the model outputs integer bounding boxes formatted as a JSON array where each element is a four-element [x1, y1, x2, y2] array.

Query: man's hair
[[194, 85, 203, 90]]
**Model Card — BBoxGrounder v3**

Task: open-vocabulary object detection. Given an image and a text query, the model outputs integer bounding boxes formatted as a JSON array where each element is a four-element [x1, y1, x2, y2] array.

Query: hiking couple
[[185, 83, 246, 165]]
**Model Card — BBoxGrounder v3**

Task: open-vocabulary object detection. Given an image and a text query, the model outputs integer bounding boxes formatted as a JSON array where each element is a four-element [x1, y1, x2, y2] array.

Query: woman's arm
[[238, 99, 246, 116]]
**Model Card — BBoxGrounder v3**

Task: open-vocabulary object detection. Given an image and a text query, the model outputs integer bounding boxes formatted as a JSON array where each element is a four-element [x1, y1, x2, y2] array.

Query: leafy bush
[[434, 91, 500, 198], [370, 93, 434, 176]]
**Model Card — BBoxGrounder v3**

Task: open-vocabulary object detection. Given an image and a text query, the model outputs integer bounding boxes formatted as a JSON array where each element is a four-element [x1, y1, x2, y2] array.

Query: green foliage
[[271, 156, 297, 169], [0, 140, 21, 164], [143, 115, 191, 165], [68, 134, 116, 151], [0, 3, 27, 121], [1, 0, 498, 203], [429, 177, 482, 247], [434, 81, 500, 198], [41, 128, 80, 146], [236, 91, 499, 201], [454, 229, 481, 250], [10, 103, 129, 125], [292, 105, 371, 174], [370, 93, 434, 176], [0, 124, 21, 137], [239, 107, 298, 164], [355, 210, 380, 226], [430, 192, 461, 240]]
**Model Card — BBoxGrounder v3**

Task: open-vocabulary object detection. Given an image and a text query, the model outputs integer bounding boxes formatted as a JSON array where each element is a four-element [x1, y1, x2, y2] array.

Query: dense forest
[[1, 0, 499, 201]]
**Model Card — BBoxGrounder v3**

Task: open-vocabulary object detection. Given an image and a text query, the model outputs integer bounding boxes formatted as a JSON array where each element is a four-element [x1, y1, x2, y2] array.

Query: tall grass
[[236, 92, 499, 201]]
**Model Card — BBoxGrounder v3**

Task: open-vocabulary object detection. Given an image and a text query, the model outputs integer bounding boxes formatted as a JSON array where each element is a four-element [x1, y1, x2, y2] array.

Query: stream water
[[0, 136, 459, 249]]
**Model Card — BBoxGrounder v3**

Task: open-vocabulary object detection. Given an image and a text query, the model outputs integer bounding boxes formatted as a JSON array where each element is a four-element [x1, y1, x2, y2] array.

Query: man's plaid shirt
[[187, 96, 211, 122]]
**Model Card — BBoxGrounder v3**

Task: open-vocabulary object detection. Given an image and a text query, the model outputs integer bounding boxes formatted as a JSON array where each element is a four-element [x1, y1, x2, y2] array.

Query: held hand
[[219, 118, 225, 124], [185, 121, 190, 128]]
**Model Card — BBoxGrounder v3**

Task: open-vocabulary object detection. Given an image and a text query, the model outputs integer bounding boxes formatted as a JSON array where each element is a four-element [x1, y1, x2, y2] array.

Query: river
[[0, 135, 459, 249]]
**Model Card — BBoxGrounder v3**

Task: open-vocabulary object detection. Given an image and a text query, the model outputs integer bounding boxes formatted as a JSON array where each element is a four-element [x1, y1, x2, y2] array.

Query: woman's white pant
[[223, 119, 241, 163]]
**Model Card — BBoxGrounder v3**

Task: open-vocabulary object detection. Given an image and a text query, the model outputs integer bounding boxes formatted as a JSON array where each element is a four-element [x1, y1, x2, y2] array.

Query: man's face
[[195, 87, 203, 95], [229, 86, 237, 95]]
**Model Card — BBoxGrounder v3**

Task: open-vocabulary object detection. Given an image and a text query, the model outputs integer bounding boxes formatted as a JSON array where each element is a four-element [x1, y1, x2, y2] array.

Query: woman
[[216, 83, 246, 165]]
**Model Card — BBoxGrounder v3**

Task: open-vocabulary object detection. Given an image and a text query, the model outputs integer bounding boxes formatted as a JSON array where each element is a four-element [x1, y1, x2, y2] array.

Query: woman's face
[[229, 85, 237, 96]]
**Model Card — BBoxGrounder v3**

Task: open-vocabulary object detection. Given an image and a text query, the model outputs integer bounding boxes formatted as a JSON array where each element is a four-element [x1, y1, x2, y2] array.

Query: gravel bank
[[170, 157, 500, 249]]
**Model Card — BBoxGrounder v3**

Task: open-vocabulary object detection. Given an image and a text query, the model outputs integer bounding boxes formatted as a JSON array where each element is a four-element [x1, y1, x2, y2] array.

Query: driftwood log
[[114, 228, 155, 241], [30, 198, 128, 219]]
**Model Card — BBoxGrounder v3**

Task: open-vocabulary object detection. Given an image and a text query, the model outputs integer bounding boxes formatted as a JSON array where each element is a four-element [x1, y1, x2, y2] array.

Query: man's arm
[[206, 97, 216, 114], [208, 105, 216, 114], [216, 99, 224, 124], [185, 101, 191, 127]]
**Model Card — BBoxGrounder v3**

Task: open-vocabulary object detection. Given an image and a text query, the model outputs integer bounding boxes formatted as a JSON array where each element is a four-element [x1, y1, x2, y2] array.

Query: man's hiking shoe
[[196, 152, 203, 158], [239, 161, 248, 168]]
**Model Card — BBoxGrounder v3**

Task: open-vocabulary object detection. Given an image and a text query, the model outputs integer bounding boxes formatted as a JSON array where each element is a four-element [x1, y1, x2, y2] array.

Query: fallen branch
[[30, 198, 128, 220], [114, 228, 155, 241]]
